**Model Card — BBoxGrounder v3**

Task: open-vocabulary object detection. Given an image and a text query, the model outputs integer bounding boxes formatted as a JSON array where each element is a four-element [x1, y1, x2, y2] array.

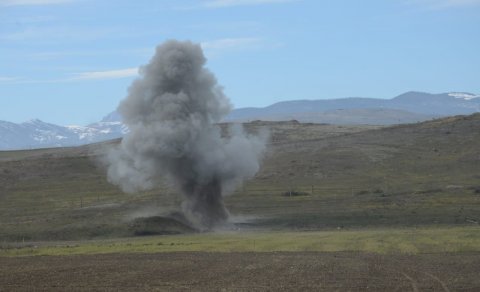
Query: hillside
[[0, 114, 479, 241]]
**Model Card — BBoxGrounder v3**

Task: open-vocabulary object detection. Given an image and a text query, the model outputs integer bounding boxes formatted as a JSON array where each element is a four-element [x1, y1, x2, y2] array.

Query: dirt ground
[[1, 252, 479, 291]]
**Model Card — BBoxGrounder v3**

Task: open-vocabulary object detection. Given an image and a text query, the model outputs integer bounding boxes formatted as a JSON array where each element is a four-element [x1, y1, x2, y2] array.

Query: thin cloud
[[440, 0, 480, 6], [70, 68, 139, 81], [0, 68, 139, 84], [25, 48, 152, 60], [0, 76, 19, 83], [408, 0, 480, 8], [0, 15, 55, 25], [201, 37, 262, 50], [0, 0, 74, 6], [203, 0, 296, 8], [0, 26, 116, 43], [176, 0, 296, 9]]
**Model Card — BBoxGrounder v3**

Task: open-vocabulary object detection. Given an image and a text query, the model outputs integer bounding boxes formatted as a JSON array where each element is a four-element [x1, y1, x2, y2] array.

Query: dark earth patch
[[1, 252, 479, 291]]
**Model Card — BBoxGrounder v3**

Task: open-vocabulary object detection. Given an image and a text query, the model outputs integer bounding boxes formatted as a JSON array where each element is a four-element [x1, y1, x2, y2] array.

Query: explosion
[[105, 40, 267, 230]]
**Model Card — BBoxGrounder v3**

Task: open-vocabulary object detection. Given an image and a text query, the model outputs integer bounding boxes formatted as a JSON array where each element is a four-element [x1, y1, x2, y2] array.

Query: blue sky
[[0, 0, 479, 125]]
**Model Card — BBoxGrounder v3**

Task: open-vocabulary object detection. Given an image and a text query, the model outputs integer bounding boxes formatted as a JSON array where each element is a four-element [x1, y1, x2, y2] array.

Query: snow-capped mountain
[[1, 91, 479, 150], [0, 116, 126, 150], [448, 92, 480, 101]]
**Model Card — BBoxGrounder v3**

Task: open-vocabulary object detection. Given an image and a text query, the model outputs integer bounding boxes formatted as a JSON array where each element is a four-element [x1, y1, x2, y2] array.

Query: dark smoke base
[[181, 177, 229, 230], [129, 209, 262, 235]]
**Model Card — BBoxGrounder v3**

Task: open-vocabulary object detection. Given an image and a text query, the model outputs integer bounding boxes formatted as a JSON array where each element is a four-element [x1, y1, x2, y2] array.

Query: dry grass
[[0, 114, 479, 241]]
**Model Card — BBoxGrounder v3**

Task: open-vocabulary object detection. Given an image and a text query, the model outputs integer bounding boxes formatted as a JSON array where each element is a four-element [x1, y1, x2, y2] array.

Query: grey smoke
[[105, 40, 267, 230]]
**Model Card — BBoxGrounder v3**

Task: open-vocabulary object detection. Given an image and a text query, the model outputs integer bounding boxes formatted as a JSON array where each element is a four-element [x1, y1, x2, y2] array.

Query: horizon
[[3, 90, 478, 126], [1, 0, 479, 125]]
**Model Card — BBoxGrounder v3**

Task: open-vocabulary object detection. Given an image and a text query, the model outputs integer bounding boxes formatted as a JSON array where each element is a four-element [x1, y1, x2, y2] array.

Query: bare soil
[[1, 252, 479, 291]]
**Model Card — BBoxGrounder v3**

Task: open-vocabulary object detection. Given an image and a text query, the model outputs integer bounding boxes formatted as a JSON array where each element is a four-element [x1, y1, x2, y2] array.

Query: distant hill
[[232, 108, 437, 125], [0, 91, 478, 150], [226, 91, 480, 122]]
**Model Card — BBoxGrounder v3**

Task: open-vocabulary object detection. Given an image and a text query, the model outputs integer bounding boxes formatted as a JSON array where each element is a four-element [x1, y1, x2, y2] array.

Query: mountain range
[[226, 91, 480, 123], [1, 91, 478, 150], [0, 117, 127, 150]]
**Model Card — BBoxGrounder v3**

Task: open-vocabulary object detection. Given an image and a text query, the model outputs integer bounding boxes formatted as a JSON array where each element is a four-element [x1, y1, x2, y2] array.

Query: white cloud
[[409, 0, 480, 8], [200, 37, 283, 58], [0, 76, 19, 82], [0, 68, 138, 84], [171, 0, 297, 9], [201, 37, 262, 50], [0, 0, 74, 6], [0, 26, 115, 43], [0, 15, 55, 25], [202, 0, 295, 8], [440, 0, 480, 6], [24, 48, 152, 60], [70, 68, 139, 81]]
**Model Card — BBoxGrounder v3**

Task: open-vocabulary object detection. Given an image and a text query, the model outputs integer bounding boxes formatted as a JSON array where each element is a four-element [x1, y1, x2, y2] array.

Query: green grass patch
[[2, 226, 479, 257]]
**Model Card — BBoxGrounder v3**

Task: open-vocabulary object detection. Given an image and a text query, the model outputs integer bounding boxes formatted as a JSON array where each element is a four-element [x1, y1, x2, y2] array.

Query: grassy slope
[[0, 115, 479, 242]]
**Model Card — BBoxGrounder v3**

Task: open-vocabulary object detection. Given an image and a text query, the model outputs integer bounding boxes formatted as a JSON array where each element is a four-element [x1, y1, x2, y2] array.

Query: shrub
[[282, 190, 310, 197]]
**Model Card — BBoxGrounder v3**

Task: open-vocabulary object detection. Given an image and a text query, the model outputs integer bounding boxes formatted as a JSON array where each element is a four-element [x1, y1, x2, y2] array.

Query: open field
[[2, 251, 480, 291], [1, 115, 479, 241], [3, 227, 480, 290], [1, 114, 480, 290], [1, 227, 480, 256]]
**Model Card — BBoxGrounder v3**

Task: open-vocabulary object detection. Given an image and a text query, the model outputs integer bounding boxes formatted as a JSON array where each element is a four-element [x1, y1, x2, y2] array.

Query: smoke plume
[[105, 40, 267, 230]]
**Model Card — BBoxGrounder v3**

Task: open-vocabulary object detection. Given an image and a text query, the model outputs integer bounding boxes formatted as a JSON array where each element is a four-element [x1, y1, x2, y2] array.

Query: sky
[[0, 0, 479, 125]]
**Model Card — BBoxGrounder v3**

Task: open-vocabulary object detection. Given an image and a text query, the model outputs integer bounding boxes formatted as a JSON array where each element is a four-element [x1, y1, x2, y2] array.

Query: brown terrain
[[1, 114, 480, 291], [2, 252, 480, 291]]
